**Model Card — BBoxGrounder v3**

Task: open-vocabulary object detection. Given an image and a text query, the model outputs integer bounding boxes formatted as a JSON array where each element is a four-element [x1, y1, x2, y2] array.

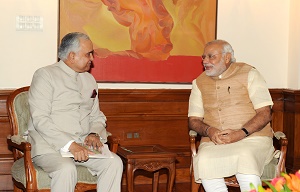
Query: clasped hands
[[69, 134, 103, 162], [207, 127, 246, 145]]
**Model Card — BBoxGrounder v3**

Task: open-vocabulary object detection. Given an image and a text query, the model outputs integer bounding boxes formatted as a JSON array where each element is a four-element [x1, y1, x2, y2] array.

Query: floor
[[1, 183, 241, 192], [121, 183, 240, 192], [121, 182, 190, 192]]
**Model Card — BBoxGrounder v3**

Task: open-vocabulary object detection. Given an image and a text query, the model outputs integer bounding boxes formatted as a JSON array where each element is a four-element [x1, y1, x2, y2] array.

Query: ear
[[225, 53, 232, 64], [68, 52, 76, 63]]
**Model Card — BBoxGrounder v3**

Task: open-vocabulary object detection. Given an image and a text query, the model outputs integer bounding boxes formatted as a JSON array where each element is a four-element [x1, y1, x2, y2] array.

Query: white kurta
[[193, 136, 274, 181], [189, 67, 274, 181]]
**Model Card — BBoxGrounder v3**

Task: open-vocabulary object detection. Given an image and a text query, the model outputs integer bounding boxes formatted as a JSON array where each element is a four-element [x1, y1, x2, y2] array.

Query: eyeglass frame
[[201, 52, 226, 60]]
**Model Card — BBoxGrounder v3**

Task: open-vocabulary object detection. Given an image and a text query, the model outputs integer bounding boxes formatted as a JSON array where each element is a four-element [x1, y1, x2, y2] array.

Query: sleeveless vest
[[196, 63, 273, 142]]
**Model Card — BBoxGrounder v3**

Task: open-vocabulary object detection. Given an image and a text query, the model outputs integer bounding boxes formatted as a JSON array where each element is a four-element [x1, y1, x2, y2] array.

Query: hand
[[217, 129, 246, 144], [69, 142, 93, 162], [207, 127, 226, 145], [84, 133, 103, 153]]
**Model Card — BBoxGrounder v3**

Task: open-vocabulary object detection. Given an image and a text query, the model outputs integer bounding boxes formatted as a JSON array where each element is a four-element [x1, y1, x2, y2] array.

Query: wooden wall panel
[[283, 90, 300, 172], [99, 89, 190, 148], [270, 89, 284, 132], [0, 90, 13, 190]]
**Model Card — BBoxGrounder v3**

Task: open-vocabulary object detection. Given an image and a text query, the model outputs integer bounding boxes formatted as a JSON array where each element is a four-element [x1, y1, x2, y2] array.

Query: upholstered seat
[[11, 159, 98, 189], [189, 129, 288, 191], [7, 86, 120, 192]]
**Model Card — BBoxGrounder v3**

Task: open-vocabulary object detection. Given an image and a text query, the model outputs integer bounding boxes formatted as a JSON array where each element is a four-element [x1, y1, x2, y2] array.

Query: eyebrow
[[85, 50, 94, 56]]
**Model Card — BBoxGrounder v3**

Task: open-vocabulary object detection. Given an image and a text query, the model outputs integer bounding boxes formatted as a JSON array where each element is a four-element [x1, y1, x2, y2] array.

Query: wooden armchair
[[189, 129, 288, 192], [6, 86, 120, 192]]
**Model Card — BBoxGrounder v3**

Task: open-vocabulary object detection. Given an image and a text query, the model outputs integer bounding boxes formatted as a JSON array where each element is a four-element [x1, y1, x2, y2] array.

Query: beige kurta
[[188, 63, 274, 181], [28, 61, 108, 158]]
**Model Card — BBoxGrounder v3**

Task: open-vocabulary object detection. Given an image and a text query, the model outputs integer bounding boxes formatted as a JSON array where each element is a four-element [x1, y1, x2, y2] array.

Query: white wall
[[0, 0, 298, 89], [0, 0, 58, 89], [288, 0, 300, 89], [217, 0, 289, 89]]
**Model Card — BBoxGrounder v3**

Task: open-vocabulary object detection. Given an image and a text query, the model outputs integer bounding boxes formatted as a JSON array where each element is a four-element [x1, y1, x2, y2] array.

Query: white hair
[[58, 32, 90, 61], [205, 39, 236, 63]]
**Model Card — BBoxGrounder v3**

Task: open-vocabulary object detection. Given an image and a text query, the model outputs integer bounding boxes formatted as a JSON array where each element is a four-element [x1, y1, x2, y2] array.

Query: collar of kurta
[[58, 60, 79, 80], [211, 62, 251, 80]]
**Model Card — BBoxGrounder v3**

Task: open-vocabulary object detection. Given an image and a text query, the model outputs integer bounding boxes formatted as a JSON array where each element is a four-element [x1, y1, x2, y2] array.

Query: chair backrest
[[7, 86, 30, 158]]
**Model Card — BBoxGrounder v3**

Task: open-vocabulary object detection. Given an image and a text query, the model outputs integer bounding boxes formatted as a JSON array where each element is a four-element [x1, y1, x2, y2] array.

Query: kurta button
[[217, 86, 220, 89], [218, 108, 222, 111]]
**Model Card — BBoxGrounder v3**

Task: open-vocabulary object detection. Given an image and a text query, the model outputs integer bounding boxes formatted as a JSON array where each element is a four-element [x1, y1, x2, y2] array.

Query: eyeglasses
[[85, 50, 94, 58], [201, 52, 225, 60]]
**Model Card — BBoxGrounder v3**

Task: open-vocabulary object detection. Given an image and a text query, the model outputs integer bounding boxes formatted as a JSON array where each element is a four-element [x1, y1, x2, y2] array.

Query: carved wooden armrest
[[273, 131, 288, 175], [7, 135, 31, 155], [189, 130, 198, 156], [274, 131, 286, 140], [273, 131, 288, 148], [107, 134, 120, 153], [189, 130, 198, 137], [7, 135, 38, 189]]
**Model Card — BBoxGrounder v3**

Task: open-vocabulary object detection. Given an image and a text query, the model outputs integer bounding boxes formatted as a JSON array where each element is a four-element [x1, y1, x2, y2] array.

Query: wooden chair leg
[[191, 181, 201, 192], [199, 184, 205, 192], [14, 185, 23, 192], [191, 171, 201, 192], [191, 164, 201, 192]]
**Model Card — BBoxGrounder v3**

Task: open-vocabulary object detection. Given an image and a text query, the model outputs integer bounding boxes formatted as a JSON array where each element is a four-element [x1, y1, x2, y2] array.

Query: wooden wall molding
[[0, 88, 299, 190], [282, 90, 300, 172], [0, 90, 14, 190]]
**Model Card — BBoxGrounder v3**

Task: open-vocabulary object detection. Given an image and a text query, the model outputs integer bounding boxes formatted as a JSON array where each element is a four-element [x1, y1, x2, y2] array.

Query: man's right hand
[[69, 142, 94, 162], [207, 127, 226, 145]]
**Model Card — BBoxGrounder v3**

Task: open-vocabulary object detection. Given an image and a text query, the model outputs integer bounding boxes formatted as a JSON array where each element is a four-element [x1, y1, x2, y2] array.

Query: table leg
[[152, 171, 159, 192], [167, 162, 176, 192]]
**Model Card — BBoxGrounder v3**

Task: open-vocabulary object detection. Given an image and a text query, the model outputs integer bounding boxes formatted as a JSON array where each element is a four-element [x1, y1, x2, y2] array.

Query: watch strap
[[241, 128, 249, 137]]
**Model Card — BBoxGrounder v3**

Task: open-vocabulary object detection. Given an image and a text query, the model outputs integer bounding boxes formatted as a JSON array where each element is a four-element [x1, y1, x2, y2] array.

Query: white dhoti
[[193, 136, 274, 182]]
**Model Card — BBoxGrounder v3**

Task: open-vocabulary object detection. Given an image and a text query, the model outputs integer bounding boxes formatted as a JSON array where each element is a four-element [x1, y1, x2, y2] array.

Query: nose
[[89, 53, 94, 61], [202, 56, 209, 64]]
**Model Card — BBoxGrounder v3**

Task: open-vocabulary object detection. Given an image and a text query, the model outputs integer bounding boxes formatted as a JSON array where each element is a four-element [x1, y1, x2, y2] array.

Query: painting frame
[[59, 0, 217, 84]]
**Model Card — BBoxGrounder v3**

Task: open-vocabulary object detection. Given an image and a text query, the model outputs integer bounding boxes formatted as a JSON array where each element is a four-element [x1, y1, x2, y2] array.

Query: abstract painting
[[59, 0, 217, 83]]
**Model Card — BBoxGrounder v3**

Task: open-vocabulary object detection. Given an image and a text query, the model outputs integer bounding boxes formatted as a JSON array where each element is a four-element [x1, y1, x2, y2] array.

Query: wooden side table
[[117, 144, 177, 192]]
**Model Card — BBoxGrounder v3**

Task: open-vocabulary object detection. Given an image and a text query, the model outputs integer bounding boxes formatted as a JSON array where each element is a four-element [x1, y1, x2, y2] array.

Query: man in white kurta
[[188, 40, 274, 192], [28, 32, 123, 192]]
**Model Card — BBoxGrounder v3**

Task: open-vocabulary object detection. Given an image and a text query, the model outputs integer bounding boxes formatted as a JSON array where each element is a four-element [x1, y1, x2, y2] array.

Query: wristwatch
[[89, 132, 100, 137], [241, 128, 249, 137]]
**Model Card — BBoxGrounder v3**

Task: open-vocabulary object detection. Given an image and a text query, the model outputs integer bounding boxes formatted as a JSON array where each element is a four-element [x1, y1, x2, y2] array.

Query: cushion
[[14, 92, 30, 137], [261, 157, 279, 181], [11, 158, 97, 189]]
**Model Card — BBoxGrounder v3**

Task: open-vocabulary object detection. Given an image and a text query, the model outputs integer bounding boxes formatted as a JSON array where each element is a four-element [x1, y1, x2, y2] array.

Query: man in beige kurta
[[28, 32, 123, 192], [188, 40, 274, 192]]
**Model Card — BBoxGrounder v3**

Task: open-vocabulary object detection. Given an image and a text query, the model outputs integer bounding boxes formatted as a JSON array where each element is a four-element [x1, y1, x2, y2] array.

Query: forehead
[[79, 38, 93, 52], [204, 43, 223, 54]]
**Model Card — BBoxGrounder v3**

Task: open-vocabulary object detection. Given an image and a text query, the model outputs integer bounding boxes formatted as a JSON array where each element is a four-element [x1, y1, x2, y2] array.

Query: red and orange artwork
[[59, 0, 217, 83]]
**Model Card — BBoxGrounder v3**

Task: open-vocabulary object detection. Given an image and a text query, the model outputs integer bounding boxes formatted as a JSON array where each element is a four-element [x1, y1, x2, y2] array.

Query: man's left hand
[[217, 129, 246, 144], [84, 134, 103, 152]]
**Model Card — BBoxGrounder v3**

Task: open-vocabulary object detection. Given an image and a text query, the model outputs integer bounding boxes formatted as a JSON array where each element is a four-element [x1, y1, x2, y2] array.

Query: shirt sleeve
[[60, 140, 75, 152], [88, 88, 108, 143], [188, 79, 204, 117], [248, 68, 273, 109]]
